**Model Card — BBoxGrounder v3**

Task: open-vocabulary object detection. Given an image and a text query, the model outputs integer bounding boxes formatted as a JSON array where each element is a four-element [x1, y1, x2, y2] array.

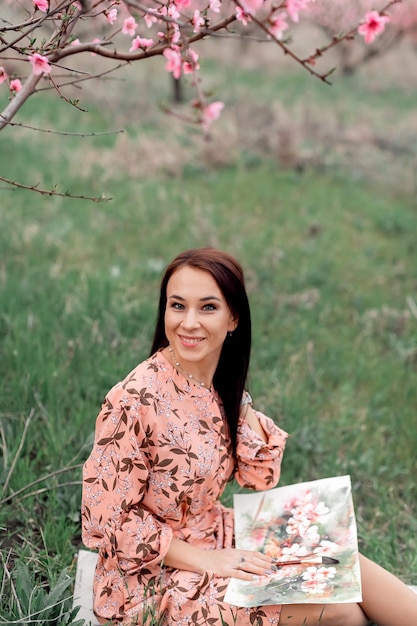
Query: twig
[[406, 296, 417, 320], [0, 72, 44, 131], [301, 0, 404, 66], [0, 551, 23, 620], [233, 0, 333, 84], [2, 409, 34, 496], [1, 464, 83, 506], [0, 175, 111, 202], [0, 550, 11, 602], [0, 119, 124, 137], [0, 421, 8, 471], [13, 481, 83, 505], [35, 61, 131, 93], [0, 595, 74, 624], [49, 73, 88, 111], [0, 0, 73, 54]]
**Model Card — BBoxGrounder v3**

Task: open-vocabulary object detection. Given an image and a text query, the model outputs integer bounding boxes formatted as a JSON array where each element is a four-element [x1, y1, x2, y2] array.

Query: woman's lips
[[178, 336, 204, 346]]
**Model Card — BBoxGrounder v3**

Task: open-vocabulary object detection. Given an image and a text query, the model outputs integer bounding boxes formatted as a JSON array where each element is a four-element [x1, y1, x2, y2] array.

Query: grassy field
[[1, 31, 417, 624]]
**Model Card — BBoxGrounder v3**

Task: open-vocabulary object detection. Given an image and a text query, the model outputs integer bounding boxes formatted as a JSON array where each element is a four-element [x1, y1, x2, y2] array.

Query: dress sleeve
[[235, 411, 288, 490], [81, 385, 173, 575]]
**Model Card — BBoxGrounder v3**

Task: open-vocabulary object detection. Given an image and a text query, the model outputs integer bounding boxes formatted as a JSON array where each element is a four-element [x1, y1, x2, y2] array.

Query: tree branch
[[0, 175, 111, 202], [0, 119, 124, 137], [0, 72, 44, 131]]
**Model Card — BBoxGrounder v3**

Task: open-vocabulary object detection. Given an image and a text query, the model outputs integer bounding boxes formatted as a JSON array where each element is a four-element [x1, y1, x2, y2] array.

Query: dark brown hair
[[149, 247, 251, 456]]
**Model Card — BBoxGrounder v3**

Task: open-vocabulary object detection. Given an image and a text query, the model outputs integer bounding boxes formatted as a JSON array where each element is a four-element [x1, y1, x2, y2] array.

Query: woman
[[82, 247, 417, 625]]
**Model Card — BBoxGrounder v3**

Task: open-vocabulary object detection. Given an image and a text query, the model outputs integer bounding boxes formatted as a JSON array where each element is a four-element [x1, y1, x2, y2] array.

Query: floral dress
[[81, 351, 288, 625]]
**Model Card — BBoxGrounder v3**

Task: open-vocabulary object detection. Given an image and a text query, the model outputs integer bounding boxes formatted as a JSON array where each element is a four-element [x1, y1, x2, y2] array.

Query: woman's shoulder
[[108, 351, 171, 398]]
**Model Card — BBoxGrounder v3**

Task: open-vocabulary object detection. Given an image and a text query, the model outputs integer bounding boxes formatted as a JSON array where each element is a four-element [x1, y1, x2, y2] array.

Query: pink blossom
[[10, 78, 22, 92], [281, 544, 309, 559], [192, 10, 205, 33], [209, 0, 221, 13], [175, 0, 192, 8], [286, 0, 311, 23], [358, 10, 390, 44], [269, 11, 289, 40], [183, 49, 200, 74], [285, 490, 313, 513], [313, 540, 339, 556], [122, 16, 138, 36], [301, 565, 337, 591], [106, 8, 118, 25], [167, 4, 181, 20], [300, 577, 328, 594], [0, 67, 8, 84], [130, 36, 154, 51], [33, 0, 48, 12], [304, 524, 321, 545], [251, 527, 268, 543], [201, 101, 224, 132], [235, 6, 251, 26], [240, 0, 263, 14], [163, 47, 182, 79], [286, 517, 310, 537], [28, 52, 51, 75], [144, 13, 157, 28], [289, 499, 329, 523], [171, 25, 181, 44], [307, 500, 329, 520], [71, 38, 81, 46]]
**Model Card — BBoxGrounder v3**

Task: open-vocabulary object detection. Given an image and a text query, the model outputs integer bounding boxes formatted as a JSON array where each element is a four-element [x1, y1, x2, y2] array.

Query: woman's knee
[[320, 602, 369, 626], [279, 602, 369, 626]]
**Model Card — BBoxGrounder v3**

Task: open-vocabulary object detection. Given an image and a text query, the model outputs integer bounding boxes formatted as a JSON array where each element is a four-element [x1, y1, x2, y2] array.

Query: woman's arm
[[82, 386, 174, 573], [234, 393, 288, 490], [163, 537, 274, 580], [241, 404, 268, 442]]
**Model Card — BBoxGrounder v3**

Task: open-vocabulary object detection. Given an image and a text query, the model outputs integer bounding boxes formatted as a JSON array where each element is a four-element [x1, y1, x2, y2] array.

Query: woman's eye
[[202, 303, 216, 311], [171, 302, 184, 310]]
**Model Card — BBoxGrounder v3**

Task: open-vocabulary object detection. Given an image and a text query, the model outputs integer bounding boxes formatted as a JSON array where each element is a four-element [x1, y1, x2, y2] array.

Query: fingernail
[[271, 565, 279, 572]]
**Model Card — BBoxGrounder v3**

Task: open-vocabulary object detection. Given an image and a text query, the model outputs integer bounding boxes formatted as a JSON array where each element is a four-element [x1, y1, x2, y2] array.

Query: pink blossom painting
[[225, 475, 362, 607]]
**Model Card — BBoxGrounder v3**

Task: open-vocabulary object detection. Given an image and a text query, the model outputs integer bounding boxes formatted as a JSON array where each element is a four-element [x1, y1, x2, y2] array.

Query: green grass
[[1, 43, 417, 624]]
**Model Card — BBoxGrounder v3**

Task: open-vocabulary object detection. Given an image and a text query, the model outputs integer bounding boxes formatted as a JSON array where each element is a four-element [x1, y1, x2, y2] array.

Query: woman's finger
[[232, 553, 275, 577]]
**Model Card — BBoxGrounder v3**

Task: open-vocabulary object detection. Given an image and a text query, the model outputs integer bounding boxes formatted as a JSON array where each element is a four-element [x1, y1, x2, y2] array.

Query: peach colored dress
[[82, 351, 288, 625]]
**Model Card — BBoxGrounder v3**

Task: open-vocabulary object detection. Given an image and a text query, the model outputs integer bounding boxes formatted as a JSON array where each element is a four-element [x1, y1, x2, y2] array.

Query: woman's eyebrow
[[168, 295, 222, 302], [200, 296, 222, 302]]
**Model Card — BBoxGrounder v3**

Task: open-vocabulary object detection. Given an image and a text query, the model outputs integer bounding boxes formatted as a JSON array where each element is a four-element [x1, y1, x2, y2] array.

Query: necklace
[[167, 345, 212, 391]]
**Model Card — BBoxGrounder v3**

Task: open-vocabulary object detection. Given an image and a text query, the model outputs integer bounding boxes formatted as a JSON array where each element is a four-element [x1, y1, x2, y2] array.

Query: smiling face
[[164, 265, 237, 384]]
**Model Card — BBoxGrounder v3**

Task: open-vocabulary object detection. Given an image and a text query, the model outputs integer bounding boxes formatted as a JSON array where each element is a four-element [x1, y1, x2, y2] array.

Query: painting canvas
[[224, 475, 362, 607]]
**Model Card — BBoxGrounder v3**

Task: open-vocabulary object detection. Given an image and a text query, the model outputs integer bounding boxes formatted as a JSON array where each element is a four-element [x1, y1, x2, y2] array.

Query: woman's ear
[[229, 317, 238, 333]]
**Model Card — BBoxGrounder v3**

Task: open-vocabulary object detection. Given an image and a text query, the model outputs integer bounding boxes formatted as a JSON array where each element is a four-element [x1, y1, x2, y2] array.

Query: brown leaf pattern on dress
[[82, 351, 288, 625]]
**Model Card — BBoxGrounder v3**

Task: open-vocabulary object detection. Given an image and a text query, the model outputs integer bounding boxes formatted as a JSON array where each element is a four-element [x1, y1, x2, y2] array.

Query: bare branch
[[0, 463, 84, 506], [302, 0, 405, 65], [0, 72, 44, 131], [1, 409, 35, 496], [1, 119, 124, 137], [0, 175, 111, 202]]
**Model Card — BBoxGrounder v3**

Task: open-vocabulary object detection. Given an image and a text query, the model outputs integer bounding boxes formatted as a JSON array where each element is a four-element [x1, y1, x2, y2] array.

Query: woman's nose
[[181, 309, 199, 329]]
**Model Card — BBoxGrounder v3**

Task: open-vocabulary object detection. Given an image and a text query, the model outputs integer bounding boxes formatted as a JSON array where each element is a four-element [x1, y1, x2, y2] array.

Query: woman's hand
[[202, 548, 275, 580], [163, 538, 275, 580]]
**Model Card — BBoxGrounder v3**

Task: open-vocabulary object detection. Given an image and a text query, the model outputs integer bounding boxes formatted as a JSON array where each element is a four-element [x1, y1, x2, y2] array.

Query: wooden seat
[[73, 550, 100, 625]]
